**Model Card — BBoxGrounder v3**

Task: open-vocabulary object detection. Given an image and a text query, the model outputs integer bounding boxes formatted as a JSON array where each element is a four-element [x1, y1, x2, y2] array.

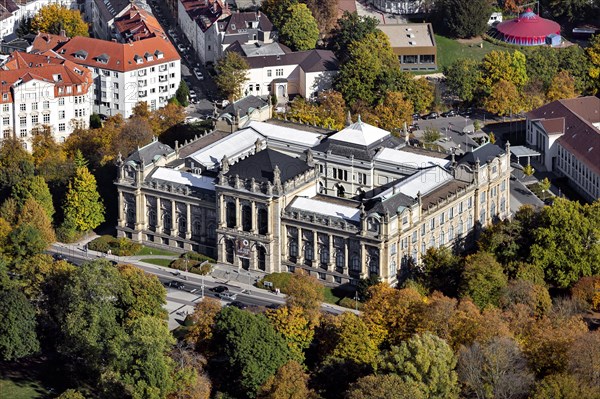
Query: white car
[[219, 292, 237, 301], [177, 43, 187, 53], [193, 68, 204, 80], [189, 90, 197, 103]]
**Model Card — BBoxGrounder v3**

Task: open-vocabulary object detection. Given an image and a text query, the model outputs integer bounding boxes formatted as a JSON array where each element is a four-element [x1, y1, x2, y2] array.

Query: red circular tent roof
[[496, 9, 560, 39]]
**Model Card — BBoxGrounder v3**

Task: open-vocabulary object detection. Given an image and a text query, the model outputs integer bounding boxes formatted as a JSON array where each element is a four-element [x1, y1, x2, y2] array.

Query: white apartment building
[[0, 51, 93, 150], [225, 42, 339, 100], [526, 96, 600, 202], [54, 35, 181, 118]]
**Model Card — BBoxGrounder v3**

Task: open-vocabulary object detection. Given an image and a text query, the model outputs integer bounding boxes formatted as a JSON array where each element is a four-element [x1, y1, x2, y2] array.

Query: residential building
[[372, 0, 427, 15], [0, 51, 93, 150], [525, 96, 600, 202], [54, 35, 181, 118], [84, 0, 151, 40], [112, 4, 165, 42], [226, 42, 339, 100], [378, 23, 437, 71], [0, 0, 76, 41], [116, 118, 511, 285], [215, 94, 272, 132]]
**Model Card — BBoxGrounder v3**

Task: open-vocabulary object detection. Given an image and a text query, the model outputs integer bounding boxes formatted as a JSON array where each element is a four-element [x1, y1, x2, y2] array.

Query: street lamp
[[354, 291, 359, 311]]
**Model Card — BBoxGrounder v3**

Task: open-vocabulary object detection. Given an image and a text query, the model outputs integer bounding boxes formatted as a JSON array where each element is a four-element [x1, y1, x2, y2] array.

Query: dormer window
[[73, 49, 88, 60], [134, 55, 143, 64], [144, 52, 153, 61], [53, 74, 62, 82], [154, 50, 163, 59], [96, 53, 110, 64], [231, 24, 236, 30]]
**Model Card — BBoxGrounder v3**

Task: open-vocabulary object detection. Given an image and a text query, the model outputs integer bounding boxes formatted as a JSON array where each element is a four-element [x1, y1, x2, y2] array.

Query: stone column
[[327, 234, 334, 271], [297, 228, 304, 265], [360, 243, 367, 278], [218, 195, 225, 228], [135, 192, 146, 232], [156, 197, 163, 232], [171, 200, 177, 237], [117, 191, 125, 227], [235, 198, 241, 230], [311, 230, 317, 267], [251, 202, 257, 234], [343, 239, 349, 274], [186, 203, 192, 239]]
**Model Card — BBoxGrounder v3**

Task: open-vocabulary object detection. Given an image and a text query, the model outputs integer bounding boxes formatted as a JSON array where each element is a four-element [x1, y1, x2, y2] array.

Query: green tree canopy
[[261, 0, 298, 31], [460, 251, 508, 308], [213, 306, 293, 398], [378, 332, 459, 399], [0, 287, 40, 361], [444, 58, 482, 103], [258, 361, 316, 399], [11, 175, 55, 221], [346, 374, 426, 399], [330, 11, 379, 63], [0, 136, 35, 198], [31, 4, 89, 37], [434, 0, 492, 38], [530, 373, 600, 399], [215, 52, 250, 101], [278, 3, 319, 51], [176, 80, 190, 107], [419, 246, 463, 297], [62, 151, 105, 233]]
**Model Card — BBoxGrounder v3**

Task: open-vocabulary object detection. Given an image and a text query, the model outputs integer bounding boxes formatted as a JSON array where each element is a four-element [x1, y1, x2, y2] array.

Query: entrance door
[[278, 84, 285, 98], [241, 258, 250, 270]]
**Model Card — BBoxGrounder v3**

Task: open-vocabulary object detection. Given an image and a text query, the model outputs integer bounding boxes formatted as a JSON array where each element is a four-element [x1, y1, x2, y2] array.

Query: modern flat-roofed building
[[378, 23, 437, 71]]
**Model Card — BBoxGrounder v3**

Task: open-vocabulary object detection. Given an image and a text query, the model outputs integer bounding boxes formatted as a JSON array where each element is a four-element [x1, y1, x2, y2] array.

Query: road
[[48, 244, 351, 316]]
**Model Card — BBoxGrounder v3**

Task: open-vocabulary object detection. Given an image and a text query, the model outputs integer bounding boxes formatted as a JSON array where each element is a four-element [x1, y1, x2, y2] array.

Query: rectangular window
[[31, 115, 38, 124], [59, 110, 65, 119], [32, 102, 38, 111], [459, 202, 464, 214], [43, 101, 49, 109], [267, 69, 272, 77], [501, 180, 506, 191], [43, 114, 50, 123], [2, 117, 8, 125], [468, 197, 473, 208], [59, 123, 65, 132], [19, 104, 26, 111], [480, 192, 486, 203], [19, 116, 26, 127], [20, 129, 26, 137], [3, 104, 9, 112], [113, 82, 119, 89], [421, 224, 426, 236], [276, 68, 283, 77], [449, 207, 454, 219]]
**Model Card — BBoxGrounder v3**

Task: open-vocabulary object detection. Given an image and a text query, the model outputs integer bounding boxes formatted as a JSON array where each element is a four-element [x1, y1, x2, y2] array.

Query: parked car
[[219, 292, 237, 301], [177, 43, 187, 53], [193, 67, 204, 80], [189, 90, 197, 103], [167, 280, 185, 289], [412, 113, 421, 120], [441, 110, 457, 117], [229, 301, 247, 309], [210, 285, 229, 293], [424, 112, 439, 119], [52, 253, 67, 261]]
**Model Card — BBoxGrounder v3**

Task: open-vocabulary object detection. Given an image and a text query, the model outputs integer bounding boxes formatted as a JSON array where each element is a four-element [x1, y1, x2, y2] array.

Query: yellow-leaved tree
[[31, 4, 89, 38]]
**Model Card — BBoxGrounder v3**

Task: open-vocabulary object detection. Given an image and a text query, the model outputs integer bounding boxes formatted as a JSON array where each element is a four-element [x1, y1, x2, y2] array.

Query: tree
[[378, 332, 459, 399], [56, 390, 86, 399], [31, 125, 71, 185], [480, 51, 529, 93], [90, 113, 102, 129], [326, 312, 379, 367], [530, 373, 600, 399], [305, 0, 338, 38], [186, 297, 222, 353], [558, 45, 596, 95], [64, 114, 124, 168], [568, 330, 600, 387], [587, 34, 600, 85], [62, 152, 105, 234], [538, 177, 551, 200], [372, 91, 413, 134], [215, 52, 250, 101], [458, 337, 534, 399], [213, 307, 293, 398], [261, 0, 298, 31], [526, 47, 560, 90], [422, 127, 442, 143], [362, 285, 423, 346], [17, 196, 55, 246], [265, 306, 314, 362], [547, 70, 578, 101], [483, 79, 522, 116], [336, 31, 400, 106], [279, 4, 319, 51], [7, 223, 49, 260], [285, 269, 323, 325], [444, 59, 482, 103], [434, 0, 492, 38], [114, 116, 154, 156], [176, 80, 190, 107], [153, 103, 185, 136], [258, 361, 315, 399], [571, 276, 600, 311], [346, 374, 426, 399], [11, 175, 55, 222], [530, 198, 600, 288], [405, 78, 435, 114], [522, 164, 535, 176], [316, 90, 347, 130], [460, 251, 507, 308], [12, 253, 74, 302], [0, 287, 40, 361], [0, 136, 35, 197], [31, 4, 89, 37], [117, 264, 167, 320], [419, 247, 463, 296], [330, 11, 379, 63], [499, 279, 551, 317]]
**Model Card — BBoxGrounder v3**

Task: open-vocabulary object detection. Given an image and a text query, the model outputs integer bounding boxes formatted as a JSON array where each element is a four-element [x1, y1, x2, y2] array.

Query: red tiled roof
[[0, 52, 93, 103], [31, 32, 70, 53], [55, 35, 180, 72], [527, 97, 600, 175], [181, 0, 231, 32], [113, 4, 166, 42], [539, 117, 565, 135]]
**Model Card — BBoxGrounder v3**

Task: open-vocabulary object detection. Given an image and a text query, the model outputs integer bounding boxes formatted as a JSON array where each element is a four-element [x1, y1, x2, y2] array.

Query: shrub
[[184, 251, 216, 263], [257, 272, 293, 292], [86, 235, 141, 256], [87, 235, 113, 252], [339, 297, 364, 310], [56, 226, 84, 243]]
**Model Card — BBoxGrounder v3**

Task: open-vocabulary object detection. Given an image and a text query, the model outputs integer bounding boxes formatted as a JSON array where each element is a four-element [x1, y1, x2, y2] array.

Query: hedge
[[87, 235, 142, 256]]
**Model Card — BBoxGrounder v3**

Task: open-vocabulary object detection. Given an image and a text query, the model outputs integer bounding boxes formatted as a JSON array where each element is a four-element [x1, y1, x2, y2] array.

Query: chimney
[[59, 29, 66, 38]]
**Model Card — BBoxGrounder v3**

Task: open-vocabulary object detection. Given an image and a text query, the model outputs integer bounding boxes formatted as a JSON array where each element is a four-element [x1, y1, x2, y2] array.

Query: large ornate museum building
[[115, 118, 511, 285]]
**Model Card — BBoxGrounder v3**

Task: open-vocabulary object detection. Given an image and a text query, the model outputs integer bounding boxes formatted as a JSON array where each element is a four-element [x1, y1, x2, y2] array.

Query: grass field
[[142, 258, 174, 267], [136, 246, 179, 256], [435, 35, 514, 71], [0, 377, 46, 398]]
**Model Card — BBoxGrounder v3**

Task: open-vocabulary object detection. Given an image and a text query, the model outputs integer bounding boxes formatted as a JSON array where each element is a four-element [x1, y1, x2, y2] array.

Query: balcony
[[138, 91, 147, 98], [158, 75, 168, 82]]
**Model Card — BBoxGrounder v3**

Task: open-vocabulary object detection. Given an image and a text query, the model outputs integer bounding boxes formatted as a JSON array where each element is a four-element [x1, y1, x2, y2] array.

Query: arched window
[[148, 210, 157, 226], [192, 219, 201, 236], [429, 235, 435, 248], [500, 197, 506, 213], [468, 214, 473, 228], [207, 224, 216, 240], [226, 202, 236, 228], [164, 213, 172, 230], [490, 201, 496, 217], [336, 249, 345, 268], [449, 225, 454, 241], [480, 208, 486, 223], [350, 253, 360, 271], [257, 208, 268, 235], [440, 230, 445, 245], [320, 246, 329, 266], [304, 242, 314, 262], [289, 240, 298, 258], [178, 216, 186, 234], [457, 220, 464, 236], [241, 205, 252, 231]]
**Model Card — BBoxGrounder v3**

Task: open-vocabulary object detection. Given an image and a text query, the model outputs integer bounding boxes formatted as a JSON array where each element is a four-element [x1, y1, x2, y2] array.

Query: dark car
[[412, 113, 421, 120], [424, 112, 439, 119], [441, 110, 457, 117], [52, 253, 67, 261], [229, 301, 247, 310], [210, 285, 229, 293], [167, 280, 185, 289]]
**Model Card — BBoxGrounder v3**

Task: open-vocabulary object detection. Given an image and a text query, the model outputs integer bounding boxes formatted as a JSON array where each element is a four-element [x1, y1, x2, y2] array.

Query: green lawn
[[435, 34, 514, 71], [142, 258, 174, 267], [323, 287, 343, 305], [135, 246, 178, 256], [0, 377, 46, 399]]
